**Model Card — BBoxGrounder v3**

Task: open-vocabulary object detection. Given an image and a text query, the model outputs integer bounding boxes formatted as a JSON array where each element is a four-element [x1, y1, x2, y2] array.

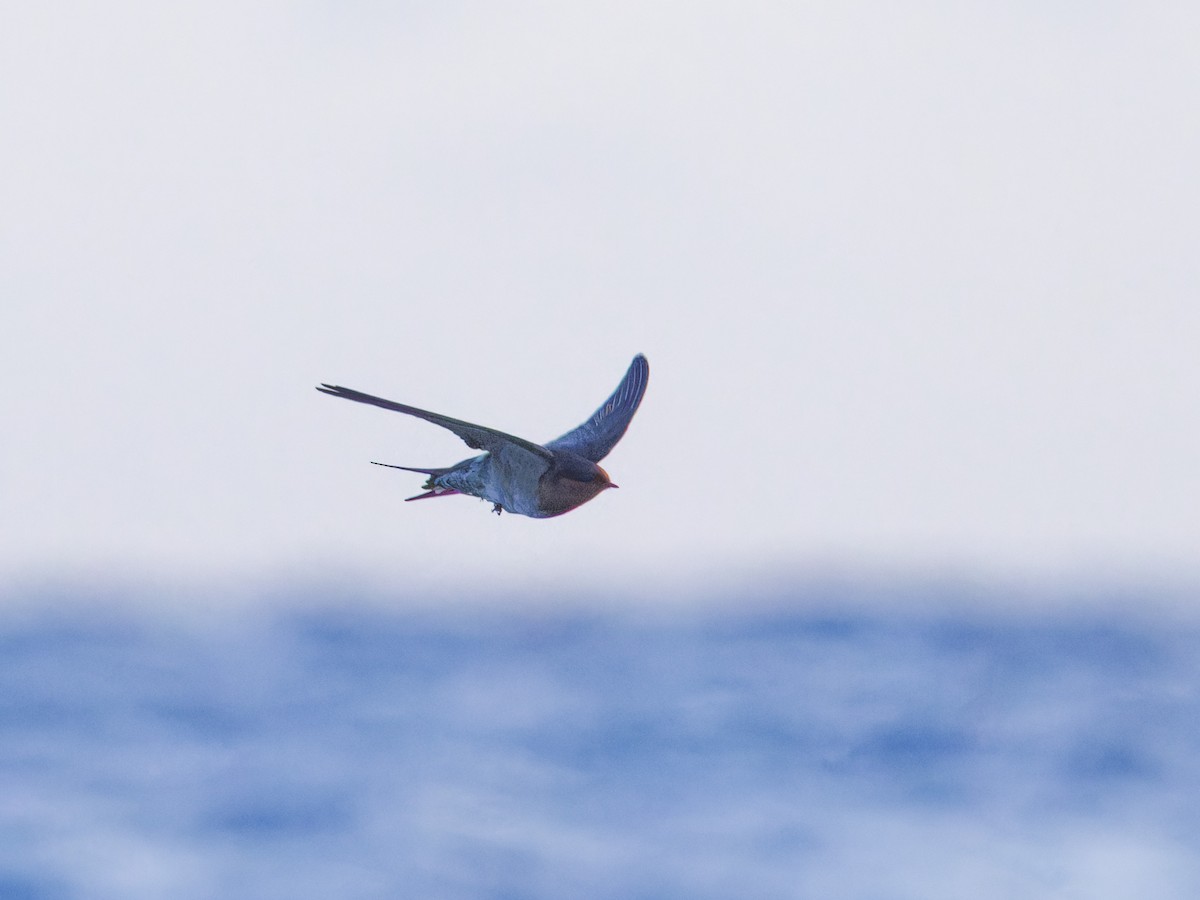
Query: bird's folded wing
[[544, 354, 649, 462], [316, 384, 555, 462]]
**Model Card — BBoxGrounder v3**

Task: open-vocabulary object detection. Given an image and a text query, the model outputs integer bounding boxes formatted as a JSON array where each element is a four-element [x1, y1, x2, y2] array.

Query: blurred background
[[3, 3, 1199, 898]]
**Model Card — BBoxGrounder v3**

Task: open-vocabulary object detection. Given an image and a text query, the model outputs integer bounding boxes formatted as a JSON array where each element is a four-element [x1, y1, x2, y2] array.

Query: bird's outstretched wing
[[545, 354, 649, 462], [316, 384, 555, 461]]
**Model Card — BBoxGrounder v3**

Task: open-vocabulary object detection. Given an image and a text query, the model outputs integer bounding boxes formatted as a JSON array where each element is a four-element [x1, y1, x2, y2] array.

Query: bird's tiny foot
[[492, 503, 503, 515]]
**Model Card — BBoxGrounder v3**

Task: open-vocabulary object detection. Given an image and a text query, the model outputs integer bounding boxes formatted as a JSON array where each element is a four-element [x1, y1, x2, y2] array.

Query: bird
[[317, 354, 648, 518]]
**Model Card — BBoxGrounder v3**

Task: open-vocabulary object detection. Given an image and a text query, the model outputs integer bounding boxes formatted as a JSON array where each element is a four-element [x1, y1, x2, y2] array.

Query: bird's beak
[[609, 483, 619, 489]]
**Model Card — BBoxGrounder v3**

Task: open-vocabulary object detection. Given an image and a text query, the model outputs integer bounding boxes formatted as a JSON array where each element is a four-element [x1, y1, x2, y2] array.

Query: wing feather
[[316, 384, 555, 462], [544, 354, 649, 462]]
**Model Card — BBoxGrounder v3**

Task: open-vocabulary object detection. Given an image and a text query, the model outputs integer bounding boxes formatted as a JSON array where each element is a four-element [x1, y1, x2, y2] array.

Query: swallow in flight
[[318, 354, 648, 518]]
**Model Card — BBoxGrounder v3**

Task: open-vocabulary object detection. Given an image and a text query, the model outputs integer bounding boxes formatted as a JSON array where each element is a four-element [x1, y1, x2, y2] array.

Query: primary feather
[[545, 354, 649, 461]]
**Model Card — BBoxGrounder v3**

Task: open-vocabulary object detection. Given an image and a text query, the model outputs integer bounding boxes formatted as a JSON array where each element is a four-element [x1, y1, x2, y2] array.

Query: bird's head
[[538, 452, 619, 515], [592, 464, 618, 491], [553, 452, 617, 487]]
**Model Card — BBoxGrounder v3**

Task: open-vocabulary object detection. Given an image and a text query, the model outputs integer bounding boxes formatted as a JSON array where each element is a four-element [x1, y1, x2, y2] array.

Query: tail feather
[[370, 462, 449, 476], [371, 461, 459, 501], [404, 489, 462, 502]]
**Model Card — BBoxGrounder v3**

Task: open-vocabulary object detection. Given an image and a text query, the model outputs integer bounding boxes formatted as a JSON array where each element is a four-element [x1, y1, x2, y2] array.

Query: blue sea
[[2, 581, 1198, 899]]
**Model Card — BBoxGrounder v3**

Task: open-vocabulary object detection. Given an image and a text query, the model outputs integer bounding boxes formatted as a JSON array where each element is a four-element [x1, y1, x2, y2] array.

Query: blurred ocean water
[[1, 585, 1198, 899]]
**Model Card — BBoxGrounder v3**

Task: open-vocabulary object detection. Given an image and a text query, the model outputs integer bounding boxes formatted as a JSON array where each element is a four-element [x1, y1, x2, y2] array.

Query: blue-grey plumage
[[318, 354, 649, 518]]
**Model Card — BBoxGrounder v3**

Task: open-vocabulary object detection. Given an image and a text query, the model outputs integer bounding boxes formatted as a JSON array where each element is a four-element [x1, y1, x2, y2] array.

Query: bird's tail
[[370, 462, 448, 476], [403, 488, 462, 501], [370, 462, 459, 501]]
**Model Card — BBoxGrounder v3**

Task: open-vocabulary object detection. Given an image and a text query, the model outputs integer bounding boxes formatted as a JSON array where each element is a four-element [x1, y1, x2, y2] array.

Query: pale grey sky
[[4, 3, 1199, 592]]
